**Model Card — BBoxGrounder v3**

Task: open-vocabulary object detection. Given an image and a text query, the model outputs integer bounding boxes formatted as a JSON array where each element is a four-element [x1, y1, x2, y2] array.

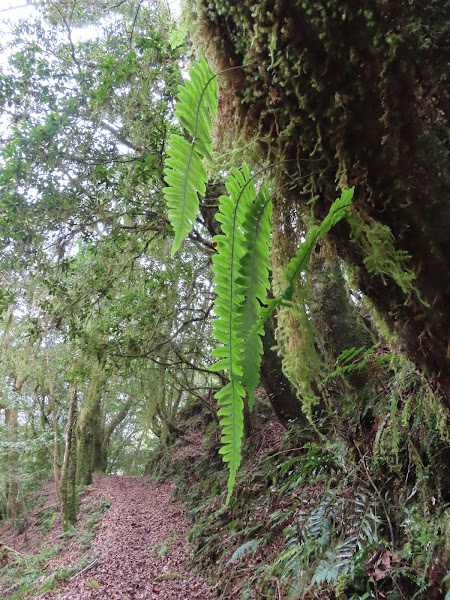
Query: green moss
[[348, 214, 418, 303]]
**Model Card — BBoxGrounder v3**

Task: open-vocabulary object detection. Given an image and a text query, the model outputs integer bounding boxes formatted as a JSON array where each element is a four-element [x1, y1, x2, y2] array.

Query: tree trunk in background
[[188, 0, 450, 407], [60, 384, 78, 529], [261, 315, 309, 427], [93, 395, 135, 473], [6, 334, 36, 524], [5, 407, 19, 523], [76, 353, 107, 487], [309, 248, 373, 392], [45, 327, 61, 499]]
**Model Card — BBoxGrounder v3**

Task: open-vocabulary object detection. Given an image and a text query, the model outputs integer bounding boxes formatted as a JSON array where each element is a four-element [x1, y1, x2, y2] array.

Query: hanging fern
[[211, 176, 353, 501], [210, 165, 262, 502], [247, 188, 355, 353], [163, 56, 355, 502], [283, 187, 355, 301], [163, 57, 218, 254]]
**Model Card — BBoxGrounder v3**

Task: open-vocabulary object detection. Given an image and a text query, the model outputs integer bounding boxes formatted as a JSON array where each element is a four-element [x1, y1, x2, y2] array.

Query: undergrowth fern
[[274, 484, 381, 597], [163, 58, 354, 501]]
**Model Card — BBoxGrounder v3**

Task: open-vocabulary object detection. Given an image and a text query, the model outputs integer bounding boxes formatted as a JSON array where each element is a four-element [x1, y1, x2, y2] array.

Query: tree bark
[[44, 326, 61, 498], [5, 332, 36, 524], [260, 314, 309, 427], [93, 394, 135, 473], [60, 383, 78, 529], [76, 352, 107, 487], [309, 248, 373, 392]]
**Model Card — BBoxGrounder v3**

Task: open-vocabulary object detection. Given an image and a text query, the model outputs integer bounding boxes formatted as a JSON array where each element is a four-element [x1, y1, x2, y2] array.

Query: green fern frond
[[248, 187, 355, 339], [283, 187, 354, 300], [216, 380, 245, 503], [210, 164, 256, 502], [226, 538, 261, 566], [211, 184, 354, 502], [163, 57, 218, 254]]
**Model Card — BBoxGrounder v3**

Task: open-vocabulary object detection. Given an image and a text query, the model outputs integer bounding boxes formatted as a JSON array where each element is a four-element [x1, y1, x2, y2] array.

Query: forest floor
[[0, 474, 214, 599]]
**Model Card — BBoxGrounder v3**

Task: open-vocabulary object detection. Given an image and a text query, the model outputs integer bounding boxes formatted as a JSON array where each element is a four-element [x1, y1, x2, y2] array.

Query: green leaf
[[236, 186, 272, 409], [250, 187, 355, 339], [211, 181, 354, 501], [163, 58, 218, 254], [283, 188, 354, 300], [210, 164, 256, 502]]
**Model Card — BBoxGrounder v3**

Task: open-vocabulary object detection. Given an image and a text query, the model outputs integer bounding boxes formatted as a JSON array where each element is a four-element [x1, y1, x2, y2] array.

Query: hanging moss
[[348, 214, 419, 304]]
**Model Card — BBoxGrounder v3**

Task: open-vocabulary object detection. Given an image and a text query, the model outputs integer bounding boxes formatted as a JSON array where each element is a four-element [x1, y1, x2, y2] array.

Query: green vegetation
[[0, 1, 448, 599], [0, 495, 109, 599], [150, 351, 449, 599]]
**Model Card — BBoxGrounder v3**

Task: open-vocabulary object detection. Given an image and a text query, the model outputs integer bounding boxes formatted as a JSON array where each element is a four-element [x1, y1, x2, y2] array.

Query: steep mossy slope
[[147, 354, 450, 599], [153, 3, 450, 596]]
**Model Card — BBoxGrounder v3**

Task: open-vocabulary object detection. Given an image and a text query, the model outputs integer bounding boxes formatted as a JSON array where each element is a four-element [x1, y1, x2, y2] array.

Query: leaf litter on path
[[39, 474, 213, 600]]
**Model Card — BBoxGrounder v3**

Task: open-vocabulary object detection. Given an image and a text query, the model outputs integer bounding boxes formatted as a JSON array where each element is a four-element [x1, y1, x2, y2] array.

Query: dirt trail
[[41, 475, 213, 600]]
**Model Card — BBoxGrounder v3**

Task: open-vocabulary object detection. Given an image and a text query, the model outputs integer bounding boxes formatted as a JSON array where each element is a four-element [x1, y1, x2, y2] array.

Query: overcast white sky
[[0, 0, 181, 25], [0, 0, 36, 21]]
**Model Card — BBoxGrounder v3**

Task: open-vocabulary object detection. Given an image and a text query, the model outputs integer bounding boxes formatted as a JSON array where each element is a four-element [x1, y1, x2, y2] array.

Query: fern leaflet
[[247, 187, 355, 341], [163, 58, 218, 254], [283, 187, 354, 300], [236, 186, 273, 409]]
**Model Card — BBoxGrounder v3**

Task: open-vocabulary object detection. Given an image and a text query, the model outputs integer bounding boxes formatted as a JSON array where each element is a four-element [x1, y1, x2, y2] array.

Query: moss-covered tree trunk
[[187, 0, 450, 406], [260, 314, 310, 426], [92, 394, 134, 473], [76, 353, 107, 487], [5, 332, 36, 524], [308, 248, 373, 389], [60, 383, 78, 529]]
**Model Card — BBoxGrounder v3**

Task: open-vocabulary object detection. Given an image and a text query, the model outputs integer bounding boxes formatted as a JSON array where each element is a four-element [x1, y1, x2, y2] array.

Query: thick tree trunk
[[188, 0, 450, 406], [309, 248, 373, 392], [92, 395, 135, 473], [45, 328, 60, 498], [261, 315, 309, 427], [6, 334, 36, 524], [5, 407, 19, 523], [60, 384, 78, 529], [76, 353, 107, 487]]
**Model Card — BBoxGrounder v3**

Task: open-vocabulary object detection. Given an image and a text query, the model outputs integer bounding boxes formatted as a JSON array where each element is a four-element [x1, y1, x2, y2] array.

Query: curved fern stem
[[249, 187, 355, 340]]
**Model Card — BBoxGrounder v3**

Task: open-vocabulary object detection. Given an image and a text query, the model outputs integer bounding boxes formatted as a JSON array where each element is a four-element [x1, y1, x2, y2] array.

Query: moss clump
[[348, 214, 418, 303]]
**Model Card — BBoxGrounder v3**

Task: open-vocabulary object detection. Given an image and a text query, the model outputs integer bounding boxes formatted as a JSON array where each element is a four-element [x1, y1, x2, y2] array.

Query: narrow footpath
[[41, 475, 213, 600]]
